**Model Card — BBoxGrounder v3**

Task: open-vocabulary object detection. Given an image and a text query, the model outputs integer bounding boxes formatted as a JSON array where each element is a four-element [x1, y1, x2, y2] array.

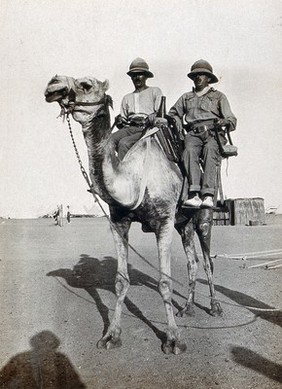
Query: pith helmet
[[127, 57, 154, 78], [187, 59, 218, 84]]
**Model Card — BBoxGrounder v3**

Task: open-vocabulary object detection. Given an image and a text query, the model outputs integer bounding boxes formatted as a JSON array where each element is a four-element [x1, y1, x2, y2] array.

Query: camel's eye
[[80, 82, 92, 91]]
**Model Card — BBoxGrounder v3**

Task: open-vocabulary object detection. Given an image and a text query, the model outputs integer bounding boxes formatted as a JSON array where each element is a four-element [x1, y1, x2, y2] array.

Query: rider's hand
[[115, 115, 128, 129], [154, 117, 168, 127], [144, 113, 157, 128], [215, 118, 230, 128]]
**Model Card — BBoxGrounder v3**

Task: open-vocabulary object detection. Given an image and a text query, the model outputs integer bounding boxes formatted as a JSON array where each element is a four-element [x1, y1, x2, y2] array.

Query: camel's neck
[[81, 105, 120, 203], [79, 99, 150, 209]]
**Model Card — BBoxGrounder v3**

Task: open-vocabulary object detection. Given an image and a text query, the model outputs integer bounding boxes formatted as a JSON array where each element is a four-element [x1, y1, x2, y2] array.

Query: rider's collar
[[193, 86, 213, 97]]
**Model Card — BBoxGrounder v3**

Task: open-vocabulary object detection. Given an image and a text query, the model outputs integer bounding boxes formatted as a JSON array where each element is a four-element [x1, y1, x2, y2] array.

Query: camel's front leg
[[97, 219, 131, 349], [156, 219, 187, 355], [196, 209, 222, 316], [175, 219, 199, 317]]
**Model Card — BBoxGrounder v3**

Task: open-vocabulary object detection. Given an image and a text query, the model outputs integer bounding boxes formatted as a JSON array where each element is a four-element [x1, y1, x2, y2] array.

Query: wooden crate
[[213, 210, 230, 226], [225, 197, 266, 226]]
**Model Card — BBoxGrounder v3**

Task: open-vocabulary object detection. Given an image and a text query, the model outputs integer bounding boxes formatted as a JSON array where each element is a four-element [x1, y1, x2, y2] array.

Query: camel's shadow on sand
[[47, 255, 186, 344]]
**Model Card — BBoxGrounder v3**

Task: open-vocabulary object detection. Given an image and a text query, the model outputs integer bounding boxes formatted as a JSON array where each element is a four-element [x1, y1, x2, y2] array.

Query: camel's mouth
[[44, 86, 69, 103]]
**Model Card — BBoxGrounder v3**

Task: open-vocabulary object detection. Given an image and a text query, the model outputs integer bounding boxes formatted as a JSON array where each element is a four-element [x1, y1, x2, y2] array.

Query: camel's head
[[44, 75, 75, 104], [45, 75, 110, 124]]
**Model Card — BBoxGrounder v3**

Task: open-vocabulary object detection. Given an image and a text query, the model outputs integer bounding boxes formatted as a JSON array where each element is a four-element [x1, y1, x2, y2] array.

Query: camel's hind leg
[[195, 209, 222, 316], [97, 218, 131, 350], [175, 217, 199, 317], [156, 219, 187, 355]]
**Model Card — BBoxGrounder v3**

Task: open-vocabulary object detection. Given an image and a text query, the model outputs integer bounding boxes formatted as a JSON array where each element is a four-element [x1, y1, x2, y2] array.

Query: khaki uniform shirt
[[168, 87, 237, 132], [120, 86, 163, 120]]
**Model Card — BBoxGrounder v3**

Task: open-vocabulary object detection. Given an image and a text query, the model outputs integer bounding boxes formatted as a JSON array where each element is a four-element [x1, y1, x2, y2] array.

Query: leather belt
[[190, 122, 215, 134], [130, 121, 145, 128], [128, 114, 147, 128]]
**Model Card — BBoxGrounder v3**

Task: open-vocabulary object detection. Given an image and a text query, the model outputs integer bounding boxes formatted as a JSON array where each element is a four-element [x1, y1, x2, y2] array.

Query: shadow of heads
[[47, 255, 168, 343], [47, 254, 160, 292], [0, 330, 86, 389], [198, 279, 282, 327], [231, 346, 282, 383]]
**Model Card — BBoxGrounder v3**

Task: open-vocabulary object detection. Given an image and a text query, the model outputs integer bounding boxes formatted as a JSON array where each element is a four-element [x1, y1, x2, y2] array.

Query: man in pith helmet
[[112, 57, 163, 160], [168, 59, 237, 208]]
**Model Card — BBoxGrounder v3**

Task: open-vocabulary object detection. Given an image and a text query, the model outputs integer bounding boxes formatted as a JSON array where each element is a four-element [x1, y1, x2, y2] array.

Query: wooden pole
[[266, 263, 282, 270], [248, 258, 282, 269]]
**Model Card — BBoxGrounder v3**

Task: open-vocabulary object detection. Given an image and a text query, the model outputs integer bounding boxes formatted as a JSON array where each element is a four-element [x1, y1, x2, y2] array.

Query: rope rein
[[66, 114, 92, 189]]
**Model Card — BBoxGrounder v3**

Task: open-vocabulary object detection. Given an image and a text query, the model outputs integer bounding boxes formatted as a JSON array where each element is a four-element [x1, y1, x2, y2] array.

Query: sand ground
[[0, 215, 281, 388]]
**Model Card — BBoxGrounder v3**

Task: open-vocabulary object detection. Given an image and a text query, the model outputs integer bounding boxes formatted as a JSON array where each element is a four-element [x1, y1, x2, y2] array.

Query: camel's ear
[[76, 77, 93, 88], [83, 78, 93, 87], [102, 79, 109, 92]]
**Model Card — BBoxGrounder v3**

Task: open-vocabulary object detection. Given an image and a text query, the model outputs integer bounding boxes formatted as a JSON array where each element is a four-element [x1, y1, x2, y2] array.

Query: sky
[[0, 0, 282, 218]]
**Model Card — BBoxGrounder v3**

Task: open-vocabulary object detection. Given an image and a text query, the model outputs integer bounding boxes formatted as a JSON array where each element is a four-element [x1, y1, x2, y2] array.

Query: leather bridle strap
[[59, 94, 113, 119]]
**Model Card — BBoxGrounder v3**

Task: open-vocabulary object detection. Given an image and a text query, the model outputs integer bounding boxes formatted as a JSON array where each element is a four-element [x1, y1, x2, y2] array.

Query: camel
[[44, 75, 222, 355]]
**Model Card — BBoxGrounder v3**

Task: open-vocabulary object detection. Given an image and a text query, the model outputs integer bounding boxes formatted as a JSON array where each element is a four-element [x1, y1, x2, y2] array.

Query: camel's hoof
[[96, 337, 122, 350], [161, 340, 187, 355], [162, 341, 173, 354], [176, 305, 195, 317], [210, 301, 223, 317], [173, 341, 187, 355]]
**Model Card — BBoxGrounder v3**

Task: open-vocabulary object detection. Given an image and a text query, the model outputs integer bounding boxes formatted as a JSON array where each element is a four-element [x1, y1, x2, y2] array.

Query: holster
[[213, 125, 238, 158], [154, 116, 184, 163]]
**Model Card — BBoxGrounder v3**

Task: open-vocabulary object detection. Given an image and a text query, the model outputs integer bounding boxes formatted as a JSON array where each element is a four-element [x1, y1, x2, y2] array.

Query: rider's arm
[[218, 93, 237, 131], [168, 94, 186, 135]]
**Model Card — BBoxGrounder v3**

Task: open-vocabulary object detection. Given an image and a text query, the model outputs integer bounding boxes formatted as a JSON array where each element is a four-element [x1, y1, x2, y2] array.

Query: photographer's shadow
[[47, 255, 182, 343], [0, 331, 85, 388]]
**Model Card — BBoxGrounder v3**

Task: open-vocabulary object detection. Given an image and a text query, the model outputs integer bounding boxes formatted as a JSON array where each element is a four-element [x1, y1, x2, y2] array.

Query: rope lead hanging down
[[66, 114, 93, 189]]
